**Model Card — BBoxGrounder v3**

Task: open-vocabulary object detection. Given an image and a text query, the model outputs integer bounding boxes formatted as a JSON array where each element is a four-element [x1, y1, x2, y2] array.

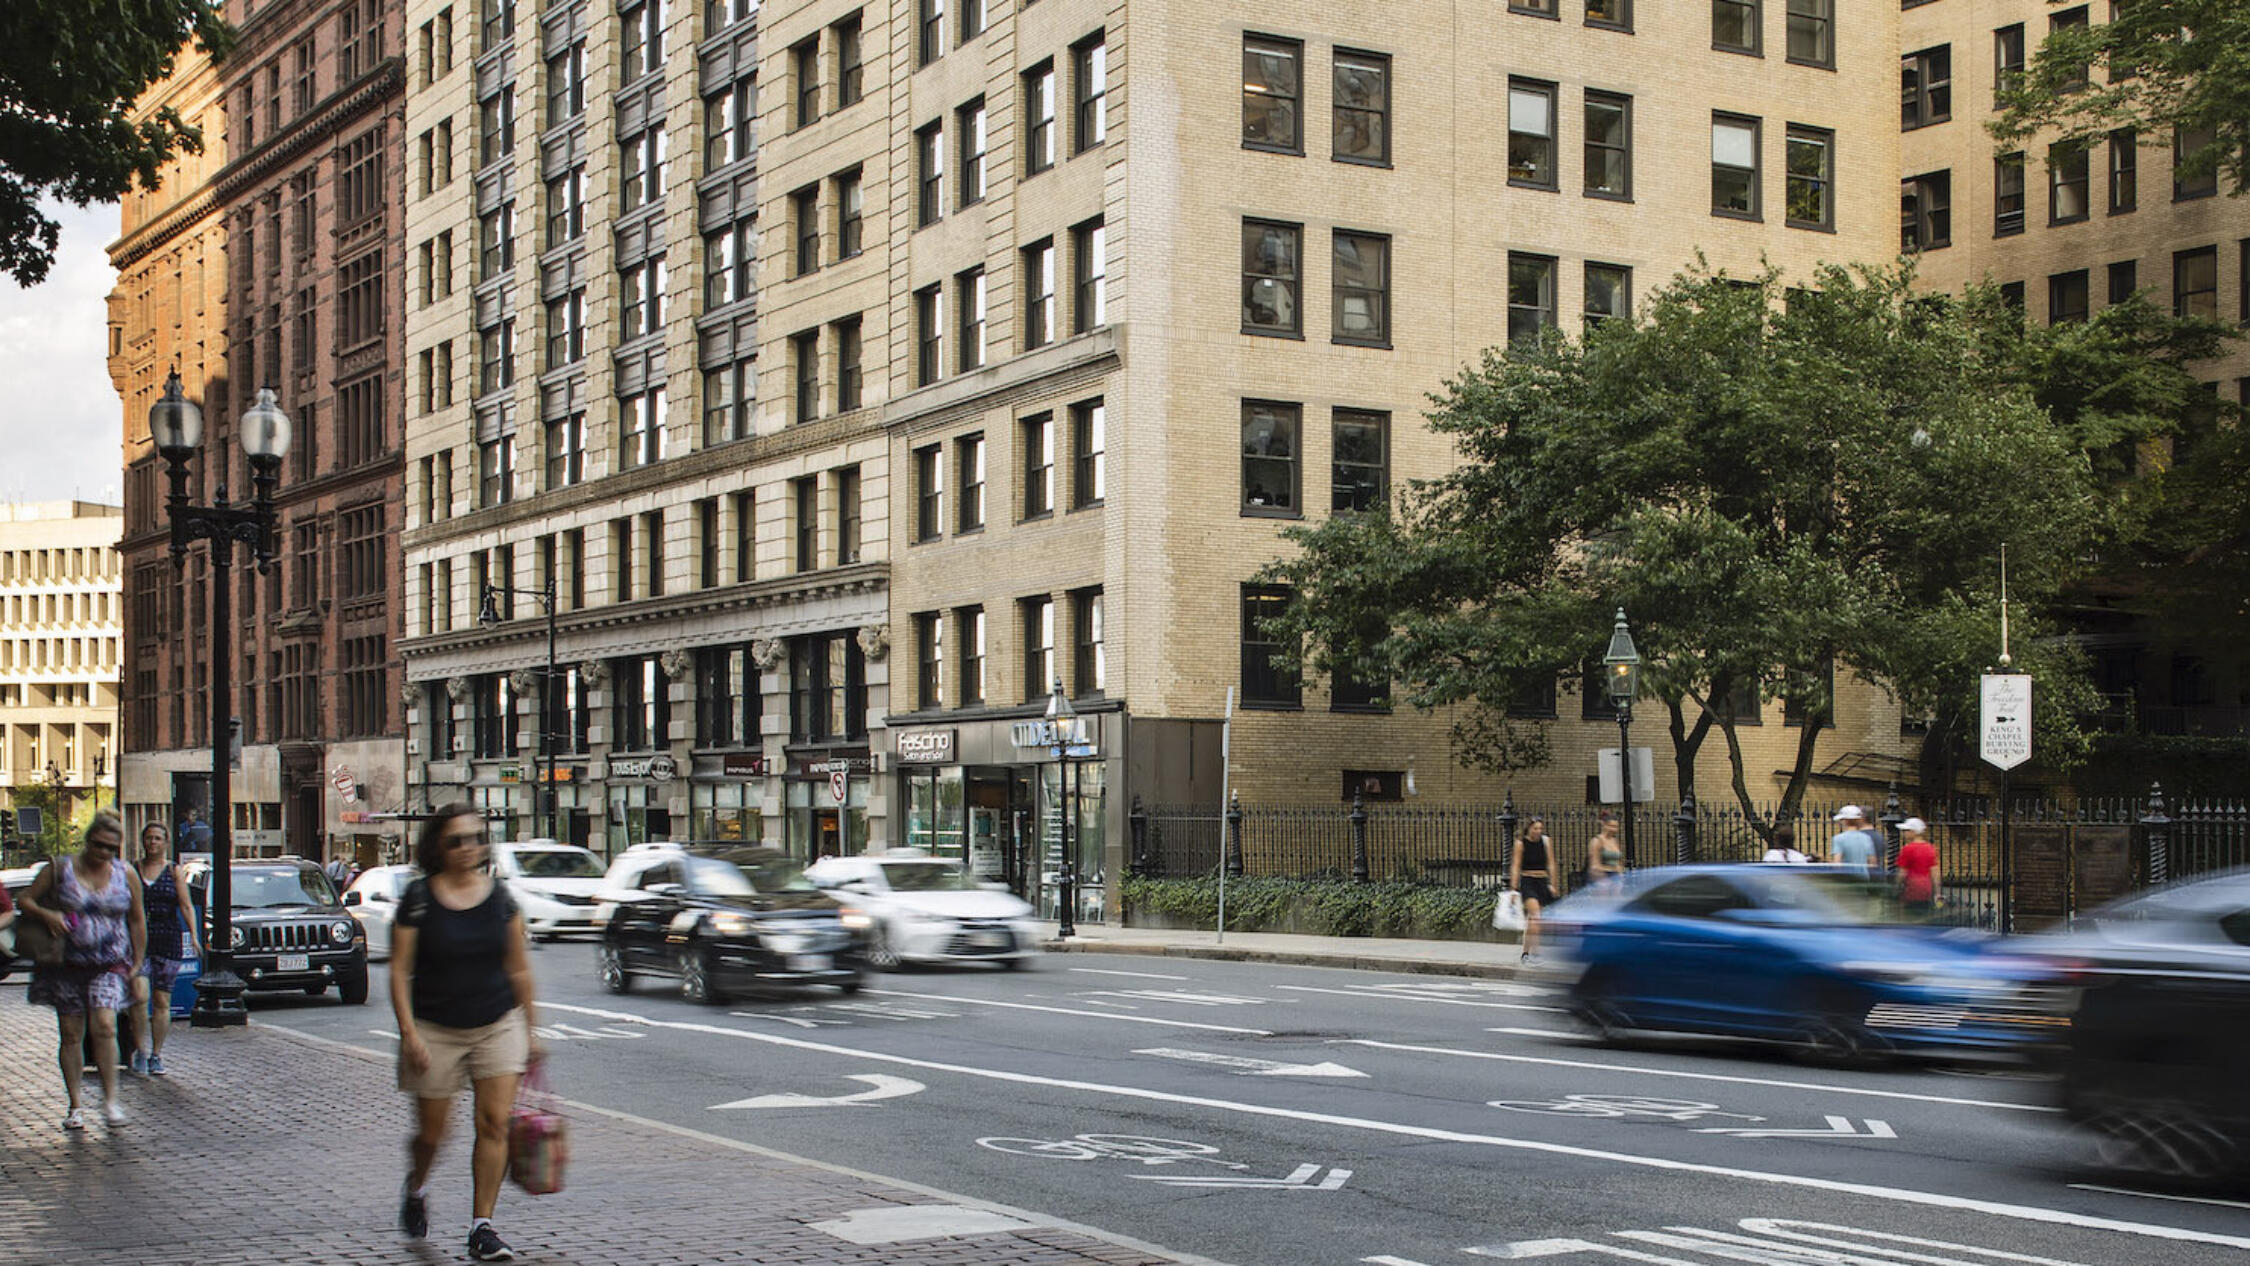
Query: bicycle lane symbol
[[1486, 1095, 1765, 1124], [975, 1134, 1352, 1190]]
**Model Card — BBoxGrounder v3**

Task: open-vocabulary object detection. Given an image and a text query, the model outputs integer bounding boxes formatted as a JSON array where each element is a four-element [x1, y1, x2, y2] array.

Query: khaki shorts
[[400, 1008, 529, 1099]]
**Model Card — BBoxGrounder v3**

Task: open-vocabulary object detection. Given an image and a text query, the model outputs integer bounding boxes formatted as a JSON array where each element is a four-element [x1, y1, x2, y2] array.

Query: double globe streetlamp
[[1043, 679, 1084, 938], [148, 371, 292, 1029], [1603, 608, 1641, 870]]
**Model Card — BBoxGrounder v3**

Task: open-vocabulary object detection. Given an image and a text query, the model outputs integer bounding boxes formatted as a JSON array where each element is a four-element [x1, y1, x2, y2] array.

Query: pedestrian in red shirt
[[1895, 817, 1940, 919]]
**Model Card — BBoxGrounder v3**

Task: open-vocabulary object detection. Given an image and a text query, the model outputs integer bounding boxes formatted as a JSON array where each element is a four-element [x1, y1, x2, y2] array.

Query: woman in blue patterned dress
[[17, 812, 147, 1130]]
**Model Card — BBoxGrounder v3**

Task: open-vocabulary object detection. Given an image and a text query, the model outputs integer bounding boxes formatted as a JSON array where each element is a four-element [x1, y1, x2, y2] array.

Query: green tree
[[1991, 0, 2250, 197], [1259, 263, 2102, 831], [0, 1, 230, 286]]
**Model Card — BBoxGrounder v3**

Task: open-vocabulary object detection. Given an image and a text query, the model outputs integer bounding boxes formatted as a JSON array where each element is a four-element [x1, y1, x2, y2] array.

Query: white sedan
[[492, 842, 609, 940], [342, 865, 417, 961], [806, 853, 1040, 970]]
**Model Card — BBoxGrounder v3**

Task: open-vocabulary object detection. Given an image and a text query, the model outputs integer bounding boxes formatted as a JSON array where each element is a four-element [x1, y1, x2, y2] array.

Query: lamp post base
[[190, 962, 251, 1028]]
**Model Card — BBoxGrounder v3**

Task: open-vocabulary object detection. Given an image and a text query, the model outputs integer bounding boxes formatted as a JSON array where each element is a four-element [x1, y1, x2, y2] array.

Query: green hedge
[[1118, 874, 1505, 941]]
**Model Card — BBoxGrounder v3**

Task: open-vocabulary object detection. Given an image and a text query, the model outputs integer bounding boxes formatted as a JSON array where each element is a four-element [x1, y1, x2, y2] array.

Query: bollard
[[1129, 795, 1150, 878], [1350, 790, 1370, 883], [1496, 790, 1519, 885], [1673, 787, 1697, 866], [2141, 780, 2171, 888], [1225, 792, 1244, 878]]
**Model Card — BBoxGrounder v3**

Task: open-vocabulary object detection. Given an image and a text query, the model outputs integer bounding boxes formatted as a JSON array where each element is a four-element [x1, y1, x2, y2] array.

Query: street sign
[[1596, 748, 1655, 804], [829, 769, 849, 804], [16, 806, 42, 838], [1980, 673, 2033, 771]]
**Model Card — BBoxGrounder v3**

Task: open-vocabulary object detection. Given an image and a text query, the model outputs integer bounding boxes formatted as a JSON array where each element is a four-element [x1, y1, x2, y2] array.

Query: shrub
[[1119, 874, 1501, 940]]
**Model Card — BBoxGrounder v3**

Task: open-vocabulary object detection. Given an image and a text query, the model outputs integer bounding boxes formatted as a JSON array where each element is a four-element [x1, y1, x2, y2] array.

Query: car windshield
[[1752, 872, 1898, 924], [736, 856, 819, 893], [232, 868, 337, 908], [513, 849, 602, 879], [882, 862, 978, 892]]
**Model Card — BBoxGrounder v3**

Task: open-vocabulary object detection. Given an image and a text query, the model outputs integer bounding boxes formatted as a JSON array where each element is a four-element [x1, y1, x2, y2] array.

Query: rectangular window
[[545, 166, 585, 248], [787, 632, 866, 743], [692, 644, 757, 750], [1994, 24, 2025, 102], [957, 434, 986, 532], [1587, 0, 1630, 28], [1713, 0, 1759, 54], [2049, 270, 2090, 325], [1022, 597, 1055, 701], [545, 412, 584, 489], [915, 284, 944, 386], [1241, 584, 1300, 707], [1584, 262, 1632, 328], [2050, 141, 2090, 224], [1022, 413, 1055, 518], [957, 267, 987, 372], [958, 0, 983, 46], [1995, 152, 2026, 235], [792, 185, 820, 276], [618, 254, 666, 339], [2175, 246, 2218, 319], [2108, 128, 2138, 214], [1901, 45, 1950, 129], [478, 317, 515, 393], [612, 518, 634, 601], [703, 76, 756, 170], [1507, 80, 1558, 189], [836, 465, 862, 564], [1331, 230, 1389, 345], [729, 494, 752, 584], [619, 385, 665, 469], [1072, 33, 1106, 152], [1072, 398, 1105, 508], [1332, 49, 1389, 165], [1711, 114, 1760, 218], [2174, 124, 2218, 200], [835, 317, 863, 411], [1506, 252, 1557, 346], [702, 356, 753, 444], [2107, 258, 2138, 306], [1243, 34, 1303, 153], [957, 98, 987, 206], [2051, 7, 2090, 91], [837, 168, 864, 257], [793, 477, 818, 571], [919, 0, 945, 66], [610, 656, 670, 751], [620, 128, 665, 211], [1331, 409, 1387, 513], [915, 612, 945, 710], [479, 434, 515, 507], [958, 607, 986, 705], [1242, 219, 1302, 336], [792, 329, 820, 424], [479, 88, 515, 167], [1511, 0, 1557, 14], [620, 0, 662, 79], [1784, 125, 1833, 230], [544, 289, 585, 368], [915, 122, 944, 226], [914, 444, 944, 541], [1023, 61, 1056, 175], [1584, 91, 1631, 199], [704, 217, 753, 308], [546, 43, 585, 126], [1073, 218, 1107, 332], [793, 39, 820, 128], [1023, 238, 1056, 349], [1785, 0, 1829, 67], [1241, 399, 1300, 515], [836, 15, 864, 107], [1073, 588, 1105, 696]]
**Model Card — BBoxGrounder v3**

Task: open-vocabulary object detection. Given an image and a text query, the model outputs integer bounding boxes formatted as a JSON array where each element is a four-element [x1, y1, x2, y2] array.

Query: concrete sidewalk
[[1035, 922, 1523, 979], [0, 991, 1193, 1266]]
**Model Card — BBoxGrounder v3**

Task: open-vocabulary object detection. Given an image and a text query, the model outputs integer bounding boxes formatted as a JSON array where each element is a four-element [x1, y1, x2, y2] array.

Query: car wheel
[[680, 945, 726, 1005], [837, 973, 863, 995], [2092, 1108, 2235, 1183], [1793, 986, 1884, 1068], [598, 940, 635, 994], [865, 923, 901, 971], [1569, 968, 1631, 1044], [337, 968, 369, 1006], [1003, 954, 1032, 971]]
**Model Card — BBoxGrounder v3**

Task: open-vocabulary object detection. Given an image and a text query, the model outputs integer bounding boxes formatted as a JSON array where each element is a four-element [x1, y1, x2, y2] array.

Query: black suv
[[187, 859, 370, 1005], [596, 846, 864, 1003]]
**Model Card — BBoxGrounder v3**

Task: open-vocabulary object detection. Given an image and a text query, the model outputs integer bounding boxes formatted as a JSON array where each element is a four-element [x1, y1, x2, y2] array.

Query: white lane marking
[[862, 988, 1272, 1034], [710, 1073, 926, 1110], [1341, 1039, 2059, 1114], [1693, 1115, 1897, 1140], [1068, 967, 1193, 980], [1136, 1163, 1352, 1190], [1488, 1026, 1577, 1039], [1134, 1048, 1367, 1078], [1743, 1218, 2107, 1263], [1362, 1257, 1438, 1265], [2068, 1184, 2250, 1211], [537, 1001, 2248, 1250], [1278, 984, 1565, 1013], [1079, 989, 1271, 1007]]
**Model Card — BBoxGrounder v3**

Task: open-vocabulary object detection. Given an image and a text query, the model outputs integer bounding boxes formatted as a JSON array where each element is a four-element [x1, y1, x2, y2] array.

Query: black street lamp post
[[1603, 608, 1641, 870], [150, 371, 291, 1029], [1044, 678, 1079, 939], [479, 581, 560, 840]]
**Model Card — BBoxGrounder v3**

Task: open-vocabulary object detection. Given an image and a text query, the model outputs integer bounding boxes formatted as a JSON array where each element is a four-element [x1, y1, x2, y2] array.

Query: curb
[[1036, 938, 1520, 980]]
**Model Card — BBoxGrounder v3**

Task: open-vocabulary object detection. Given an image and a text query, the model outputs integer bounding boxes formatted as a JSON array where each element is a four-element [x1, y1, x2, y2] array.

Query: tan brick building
[[0, 503, 124, 840]]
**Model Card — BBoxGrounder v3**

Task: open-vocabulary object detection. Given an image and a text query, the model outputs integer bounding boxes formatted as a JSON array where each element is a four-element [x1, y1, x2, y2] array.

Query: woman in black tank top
[[1509, 817, 1556, 963]]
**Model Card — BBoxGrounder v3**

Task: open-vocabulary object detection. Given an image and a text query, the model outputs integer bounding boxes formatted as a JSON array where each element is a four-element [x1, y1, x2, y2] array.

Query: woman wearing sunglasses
[[390, 804, 543, 1262], [18, 811, 146, 1130]]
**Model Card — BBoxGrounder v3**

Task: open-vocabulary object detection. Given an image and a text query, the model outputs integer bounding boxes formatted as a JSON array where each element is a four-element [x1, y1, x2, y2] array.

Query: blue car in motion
[[1544, 865, 2071, 1063]]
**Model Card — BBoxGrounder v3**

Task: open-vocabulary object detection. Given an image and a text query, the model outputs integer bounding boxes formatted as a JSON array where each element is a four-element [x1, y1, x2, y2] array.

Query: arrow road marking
[[863, 988, 1272, 1034], [1278, 985, 1565, 1013], [709, 1073, 926, 1110], [1135, 1163, 1352, 1190], [1694, 1115, 1896, 1140], [1134, 1048, 1367, 1078]]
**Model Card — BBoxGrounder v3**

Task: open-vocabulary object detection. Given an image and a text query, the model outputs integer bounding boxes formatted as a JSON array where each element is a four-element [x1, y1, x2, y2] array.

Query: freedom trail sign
[[1979, 674, 2032, 771]]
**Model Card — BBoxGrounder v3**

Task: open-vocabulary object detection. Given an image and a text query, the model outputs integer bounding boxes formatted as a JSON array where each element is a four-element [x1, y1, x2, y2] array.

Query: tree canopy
[[1258, 263, 2110, 829], [1991, 0, 2250, 196], [0, 0, 229, 286]]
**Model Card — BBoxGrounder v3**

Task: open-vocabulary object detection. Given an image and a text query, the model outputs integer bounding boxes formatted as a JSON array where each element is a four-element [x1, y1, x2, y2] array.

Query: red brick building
[[113, 0, 409, 864]]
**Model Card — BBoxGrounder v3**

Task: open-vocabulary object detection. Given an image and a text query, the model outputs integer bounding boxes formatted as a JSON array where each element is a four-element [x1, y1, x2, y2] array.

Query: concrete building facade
[[0, 504, 124, 840]]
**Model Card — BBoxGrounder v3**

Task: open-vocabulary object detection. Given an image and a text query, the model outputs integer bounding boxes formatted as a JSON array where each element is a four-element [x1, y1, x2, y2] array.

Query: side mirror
[[342, 892, 361, 907]]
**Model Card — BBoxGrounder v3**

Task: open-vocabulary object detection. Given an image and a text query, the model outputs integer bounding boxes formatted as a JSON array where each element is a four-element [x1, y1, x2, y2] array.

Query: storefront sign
[[1010, 719, 1094, 753], [498, 765, 523, 784], [330, 765, 357, 800], [608, 753, 679, 782], [896, 730, 956, 764], [793, 754, 876, 776], [721, 752, 768, 777], [340, 811, 371, 825]]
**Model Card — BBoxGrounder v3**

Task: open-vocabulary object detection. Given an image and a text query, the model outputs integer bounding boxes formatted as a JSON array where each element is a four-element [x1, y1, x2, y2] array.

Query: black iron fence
[[1127, 782, 2248, 931]]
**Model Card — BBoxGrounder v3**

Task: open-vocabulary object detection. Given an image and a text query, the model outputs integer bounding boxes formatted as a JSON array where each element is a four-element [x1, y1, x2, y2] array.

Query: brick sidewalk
[[0, 990, 1191, 1266]]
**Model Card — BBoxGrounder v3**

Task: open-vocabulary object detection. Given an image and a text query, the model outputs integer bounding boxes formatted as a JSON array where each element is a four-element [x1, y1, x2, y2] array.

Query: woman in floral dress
[[17, 811, 147, 1129]]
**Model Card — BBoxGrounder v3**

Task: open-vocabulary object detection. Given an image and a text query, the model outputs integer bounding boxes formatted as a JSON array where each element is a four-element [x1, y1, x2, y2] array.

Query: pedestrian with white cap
[[1894, 818, 1940, 919], [1827, 805, 1880, 877]]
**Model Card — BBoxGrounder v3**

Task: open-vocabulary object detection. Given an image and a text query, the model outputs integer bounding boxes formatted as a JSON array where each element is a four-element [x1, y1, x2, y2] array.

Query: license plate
[[277, 953, 310, 972], [971, 932, 1010, 949], [788, 954, 831, 972]]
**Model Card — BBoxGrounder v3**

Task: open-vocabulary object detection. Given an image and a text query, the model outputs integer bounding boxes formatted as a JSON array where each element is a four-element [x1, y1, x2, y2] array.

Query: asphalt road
[[241, 943, 2250, 1266]]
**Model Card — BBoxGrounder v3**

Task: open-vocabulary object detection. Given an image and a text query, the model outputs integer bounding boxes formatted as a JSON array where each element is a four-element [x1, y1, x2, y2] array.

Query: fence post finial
[[1674, 786, 1697, 866], [2141, 779, 2172, 888], [1349, 789, 1370, 883], [1879, 782, 1906, 872], [1128, 794, 1150, 879], [1225, 792, 1245, 878]]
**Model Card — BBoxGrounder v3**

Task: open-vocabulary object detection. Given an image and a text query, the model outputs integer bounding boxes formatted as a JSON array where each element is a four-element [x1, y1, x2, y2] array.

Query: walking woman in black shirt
[[391, 804, 543, 1262]]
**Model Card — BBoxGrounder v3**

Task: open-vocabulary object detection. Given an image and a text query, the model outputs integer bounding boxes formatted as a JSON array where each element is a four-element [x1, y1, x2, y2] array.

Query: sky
[[0, 201, 124, 508]]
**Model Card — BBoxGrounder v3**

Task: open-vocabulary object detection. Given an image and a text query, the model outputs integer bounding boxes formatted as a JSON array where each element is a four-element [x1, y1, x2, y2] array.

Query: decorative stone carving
[[659, 648, 693, 679], [580, 659, 610, 688], [400, 681, 423, 709], [509, 669, 539, 694], [856, 623, 890, 662], [444, 676, 471, 702], [750, 638, 785, 671]]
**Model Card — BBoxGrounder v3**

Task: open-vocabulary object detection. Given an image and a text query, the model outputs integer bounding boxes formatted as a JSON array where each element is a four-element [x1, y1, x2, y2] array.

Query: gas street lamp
[[1044, 678, 1080, 938], [152, 370, 290, 1028], [1603, 608, 1641, 870], [478, 580, 560, 840]]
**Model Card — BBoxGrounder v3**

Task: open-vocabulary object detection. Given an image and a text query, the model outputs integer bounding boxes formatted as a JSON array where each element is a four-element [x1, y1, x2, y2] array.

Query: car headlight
[[329, 920, 354, 945], [711, 912, 754, 936], [229, 925, 245, 949], [838, 906, 873, 930]]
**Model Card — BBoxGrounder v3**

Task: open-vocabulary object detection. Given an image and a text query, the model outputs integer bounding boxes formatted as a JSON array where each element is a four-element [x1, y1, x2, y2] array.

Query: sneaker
[[102, 1100, 127, 1127], [398, 1188, 428, 1240], [130, 1050, 149, 1076], [62, 1108, 84, 1131], [146, 1054, 167, 1077], [466, 1225, 516, 1262]]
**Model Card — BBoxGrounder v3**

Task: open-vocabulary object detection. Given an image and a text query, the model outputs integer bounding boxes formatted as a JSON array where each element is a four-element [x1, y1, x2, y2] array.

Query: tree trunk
[[1666, 693, 1717, 806]]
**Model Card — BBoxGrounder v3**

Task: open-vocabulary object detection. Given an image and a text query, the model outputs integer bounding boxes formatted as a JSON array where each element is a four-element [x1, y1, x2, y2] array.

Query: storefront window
[[904, 768, 965, 859], [1035, 759, 1105, 922], [607, 783, 671, 852], [691, 780, 762, 844], [785, 776, 869, 859], [470, 786, 520, 842]]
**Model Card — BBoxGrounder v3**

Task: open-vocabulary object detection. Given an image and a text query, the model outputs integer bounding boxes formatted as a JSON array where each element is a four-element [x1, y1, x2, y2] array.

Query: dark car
[[185, 859, 370, 1005], [1545, 864, 2071, 1064], [2022, 870, 2250, 1183], [594, 846, 864, 1003]]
